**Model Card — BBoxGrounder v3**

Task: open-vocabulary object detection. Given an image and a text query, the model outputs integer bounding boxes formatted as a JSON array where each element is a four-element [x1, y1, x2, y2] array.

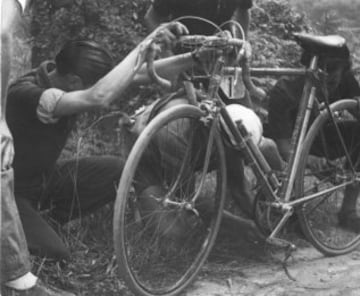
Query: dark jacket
[[6, 61, 75, 191], [267, 70, 360, 139]]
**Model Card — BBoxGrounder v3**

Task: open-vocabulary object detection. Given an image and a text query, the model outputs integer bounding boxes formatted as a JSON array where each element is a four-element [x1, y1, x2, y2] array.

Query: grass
[[33, 201, 311, 295], [33, 205, 133, 295], [29, 114, 132, 295], [30, 112, 305, 295]]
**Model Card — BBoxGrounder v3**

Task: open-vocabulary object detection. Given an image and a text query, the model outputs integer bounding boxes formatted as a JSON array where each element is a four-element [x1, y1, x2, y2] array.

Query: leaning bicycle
[[113, 28, 360, 296]]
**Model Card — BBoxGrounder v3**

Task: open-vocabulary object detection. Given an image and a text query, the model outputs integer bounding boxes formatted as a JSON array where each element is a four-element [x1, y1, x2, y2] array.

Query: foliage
[[253, 0, 310, 39], [249, 0, 310, 68], [291, 0, 360, 31], [290, 0, 360, 77], [30, 0, 149, 65]]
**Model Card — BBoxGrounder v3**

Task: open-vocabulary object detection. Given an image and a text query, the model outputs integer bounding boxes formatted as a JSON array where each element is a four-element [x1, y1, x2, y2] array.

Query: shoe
[[338, 211, 360, 233], [1, 280, 76, 296]]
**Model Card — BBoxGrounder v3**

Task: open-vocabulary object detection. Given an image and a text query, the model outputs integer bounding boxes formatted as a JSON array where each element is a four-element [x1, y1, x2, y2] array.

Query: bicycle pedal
[[266, 237, 296, 251]]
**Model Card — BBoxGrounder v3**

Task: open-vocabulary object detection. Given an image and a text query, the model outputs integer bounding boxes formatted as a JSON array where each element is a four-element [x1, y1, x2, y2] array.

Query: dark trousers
[[15, 156, 123, 261], [138, 104, 255, 218]]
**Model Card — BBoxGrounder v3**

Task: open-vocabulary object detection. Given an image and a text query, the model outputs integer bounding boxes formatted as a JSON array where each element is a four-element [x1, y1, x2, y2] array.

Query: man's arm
[[133, 52, 194, 85], [53, 50, 195, 117], [52, 23, 192, 117], [232, 7, 250, 38], [232, 0, 253, 39]]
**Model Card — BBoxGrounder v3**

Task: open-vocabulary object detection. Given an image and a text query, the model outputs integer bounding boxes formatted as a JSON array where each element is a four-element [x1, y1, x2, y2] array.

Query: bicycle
[[113, 29, 360, 296]]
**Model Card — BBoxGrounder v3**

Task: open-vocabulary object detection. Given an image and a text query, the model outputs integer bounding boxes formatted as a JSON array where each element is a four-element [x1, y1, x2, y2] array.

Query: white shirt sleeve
[[36, 88, 65, 124]]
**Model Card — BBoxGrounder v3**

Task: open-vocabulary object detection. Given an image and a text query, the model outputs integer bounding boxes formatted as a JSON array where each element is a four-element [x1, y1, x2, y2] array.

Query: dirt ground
[[183, 226, 360, 296], [38, 207, 360, 296]]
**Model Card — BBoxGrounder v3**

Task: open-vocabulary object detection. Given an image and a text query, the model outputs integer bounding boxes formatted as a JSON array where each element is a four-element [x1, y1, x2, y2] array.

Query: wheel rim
[[298, 101, 360, 254], [114, 106, 226, 295]]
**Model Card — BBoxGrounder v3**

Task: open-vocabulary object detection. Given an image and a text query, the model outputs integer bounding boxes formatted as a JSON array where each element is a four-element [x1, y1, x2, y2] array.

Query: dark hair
[[55, 40, 114, 86], [300, 44, 351, 71]]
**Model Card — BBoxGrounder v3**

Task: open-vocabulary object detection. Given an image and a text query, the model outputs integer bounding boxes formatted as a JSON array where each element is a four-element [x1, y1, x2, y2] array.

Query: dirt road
[[185, 231, 360, 296]]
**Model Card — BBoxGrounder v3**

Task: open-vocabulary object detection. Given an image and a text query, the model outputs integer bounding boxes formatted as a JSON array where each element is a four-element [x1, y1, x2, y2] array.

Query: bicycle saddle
[[293, 32, 349, 58]]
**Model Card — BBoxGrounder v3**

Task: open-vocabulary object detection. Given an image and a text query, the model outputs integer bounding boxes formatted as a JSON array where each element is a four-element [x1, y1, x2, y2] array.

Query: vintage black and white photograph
[[1, 0, 360, 295]]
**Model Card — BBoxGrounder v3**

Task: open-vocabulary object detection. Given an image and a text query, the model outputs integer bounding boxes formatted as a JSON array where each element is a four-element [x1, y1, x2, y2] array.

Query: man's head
[[54, 40, 114, 90], [323, 57, 350, 94], [301, 45, 351, 94]]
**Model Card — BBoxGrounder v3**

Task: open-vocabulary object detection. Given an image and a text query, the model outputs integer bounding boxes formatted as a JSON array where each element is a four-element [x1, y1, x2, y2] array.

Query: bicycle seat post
[[279, 55, 319, 202]]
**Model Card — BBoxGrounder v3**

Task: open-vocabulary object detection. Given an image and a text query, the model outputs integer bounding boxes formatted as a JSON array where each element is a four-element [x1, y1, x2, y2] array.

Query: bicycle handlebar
[[178, 34, 245, 48], [146, 34, 245, 91], [146, 42, 173, 90]]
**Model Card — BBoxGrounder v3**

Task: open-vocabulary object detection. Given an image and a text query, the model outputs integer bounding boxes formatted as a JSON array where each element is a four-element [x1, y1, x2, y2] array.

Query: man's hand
[[134, 21, 189, 72], [0, 120, 14, 171], [149, 21, 189, 50]]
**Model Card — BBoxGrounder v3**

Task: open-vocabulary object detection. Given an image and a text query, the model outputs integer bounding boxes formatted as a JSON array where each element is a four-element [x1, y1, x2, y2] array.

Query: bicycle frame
[[200, 52, 354, 245], [114, 29, 360, 296], [141, 32, 359, 248]]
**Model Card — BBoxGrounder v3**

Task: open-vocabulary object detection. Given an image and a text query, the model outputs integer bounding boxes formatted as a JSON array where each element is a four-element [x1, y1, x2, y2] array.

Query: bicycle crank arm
[[266, 237, 296, 251]]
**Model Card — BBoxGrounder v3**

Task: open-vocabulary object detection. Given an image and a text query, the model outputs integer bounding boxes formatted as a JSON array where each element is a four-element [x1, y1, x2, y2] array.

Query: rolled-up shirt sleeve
[[36, 88, 65, 124]]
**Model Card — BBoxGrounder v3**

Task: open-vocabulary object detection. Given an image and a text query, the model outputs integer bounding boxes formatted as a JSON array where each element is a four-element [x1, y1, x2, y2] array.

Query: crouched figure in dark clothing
[[6, 22, 196, 261], [266, 46, 360, 232]]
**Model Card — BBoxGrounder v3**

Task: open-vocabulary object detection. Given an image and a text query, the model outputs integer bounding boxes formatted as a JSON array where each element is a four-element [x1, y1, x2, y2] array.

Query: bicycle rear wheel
[[114, 104, 227, 296], [296, 99, 360, 256]]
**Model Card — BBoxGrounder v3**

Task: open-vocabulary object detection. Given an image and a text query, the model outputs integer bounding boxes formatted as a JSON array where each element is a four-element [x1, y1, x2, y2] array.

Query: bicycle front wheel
[[114, 104, 227, 296], [296, 99, 360, 256]]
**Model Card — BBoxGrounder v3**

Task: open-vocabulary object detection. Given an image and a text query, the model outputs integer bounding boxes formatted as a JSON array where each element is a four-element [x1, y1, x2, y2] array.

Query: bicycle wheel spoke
[[114, 105, 226, 296]]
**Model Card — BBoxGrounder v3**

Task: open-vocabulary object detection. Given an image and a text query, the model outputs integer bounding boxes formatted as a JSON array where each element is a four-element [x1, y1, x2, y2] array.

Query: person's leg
[[310, 120, 360, 232], [15, 197, 70, 261], [1, 0, 32, 284], [337, 123, 360, 231], [267, 80, 298, 162], [136, 99, 197, 216], [44, 156, 123, 224], [136, 97, 198, 193], [274, 138, 292, 162], [259, 137, 286, 171], [2, 170, 75, 295], [135, 98, 211, 241], [1, 169, 31, 282], [338, 183, 360, 232], [225, 147, 254, 218], [220, 147, 266, 241]]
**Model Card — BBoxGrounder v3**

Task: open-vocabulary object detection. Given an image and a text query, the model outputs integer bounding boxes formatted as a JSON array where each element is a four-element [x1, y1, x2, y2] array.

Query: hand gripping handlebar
[[145, 34, 245, 90]]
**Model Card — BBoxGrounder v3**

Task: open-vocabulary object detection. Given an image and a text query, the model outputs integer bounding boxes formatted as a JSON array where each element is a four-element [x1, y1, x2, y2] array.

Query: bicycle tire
[[114, 104, 227, 296], [296, 99, 360, 256]]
